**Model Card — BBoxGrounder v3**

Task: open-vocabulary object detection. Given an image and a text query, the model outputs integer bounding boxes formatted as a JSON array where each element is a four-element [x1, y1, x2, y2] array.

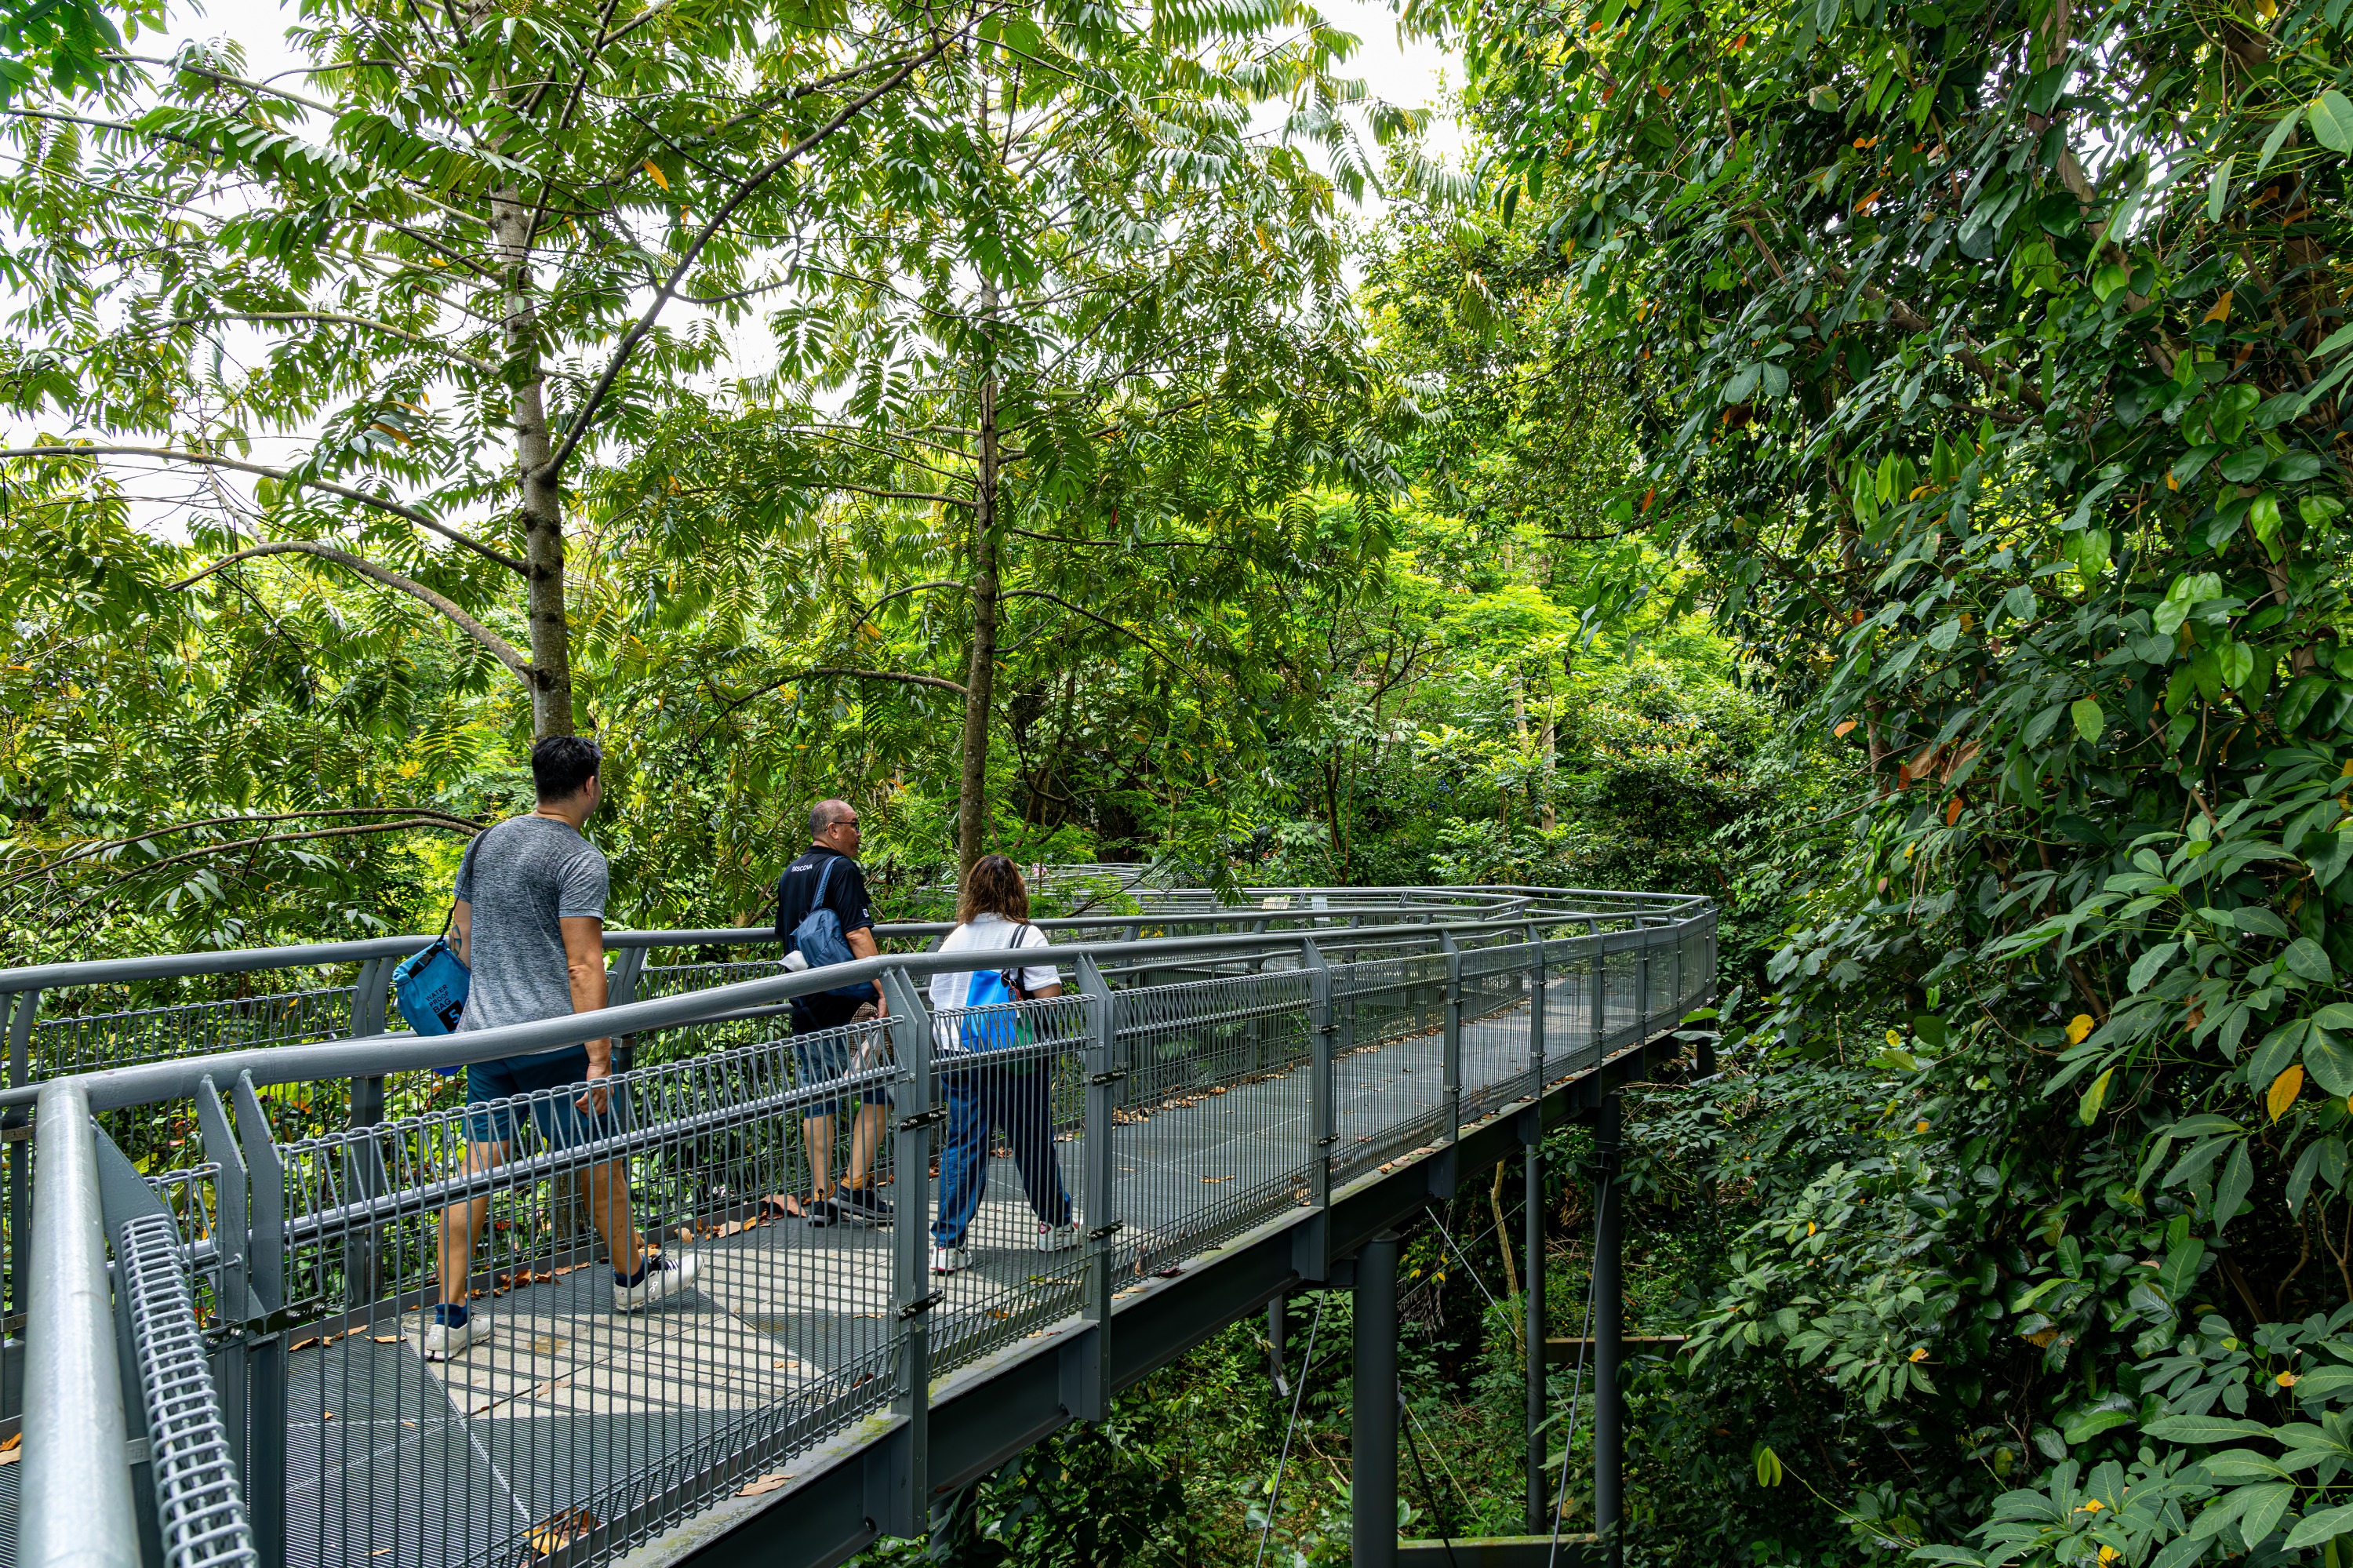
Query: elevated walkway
[[3, 886, 1713, 1568]]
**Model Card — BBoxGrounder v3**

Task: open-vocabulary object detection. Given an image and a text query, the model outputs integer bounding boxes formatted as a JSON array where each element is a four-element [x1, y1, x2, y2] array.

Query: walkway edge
[[632, 1028, 1693, 1568]]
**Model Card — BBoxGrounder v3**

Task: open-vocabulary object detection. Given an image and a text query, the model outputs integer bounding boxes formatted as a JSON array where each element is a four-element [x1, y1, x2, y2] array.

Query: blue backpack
[[791, 857, 881, 999], [955, 926, 1033, 1055], [392, 833, 482, 1071]]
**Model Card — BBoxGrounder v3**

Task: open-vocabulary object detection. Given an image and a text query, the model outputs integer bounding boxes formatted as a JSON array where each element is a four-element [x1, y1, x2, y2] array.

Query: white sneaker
[[1036, 1223, 1078, 1252], [930, 1246, 973, 1274], [614, 1253, 699, 1312], [414, 1313, 486, 1361]]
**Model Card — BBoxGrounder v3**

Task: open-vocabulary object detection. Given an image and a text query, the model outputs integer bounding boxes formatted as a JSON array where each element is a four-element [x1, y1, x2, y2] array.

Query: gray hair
[[809, 799, 854, 839]]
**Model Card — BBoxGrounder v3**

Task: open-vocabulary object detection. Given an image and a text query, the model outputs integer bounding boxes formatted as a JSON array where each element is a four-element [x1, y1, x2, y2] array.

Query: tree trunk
[[492, 184, 573, 739], [956, 352, 999, 876]]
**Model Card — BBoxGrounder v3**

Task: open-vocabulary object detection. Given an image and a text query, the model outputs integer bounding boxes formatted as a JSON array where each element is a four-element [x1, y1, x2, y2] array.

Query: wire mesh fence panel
[[919, 994, 1092, 1379], [120, 1210, 260, 1568], [1602, 940, 1641, 1047], [1111, 970, 1315, 1279], [35, 988, 357, 1076], [1329, 953, 1451, 1185], [257, 1021, 904, 1568], [1458, 943, 1537, 1124], [1540, 944, 1599, 1079]]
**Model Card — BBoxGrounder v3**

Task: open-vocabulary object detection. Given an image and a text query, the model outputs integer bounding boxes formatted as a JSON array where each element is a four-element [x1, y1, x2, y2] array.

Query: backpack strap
[[810, 854, 838, 912]]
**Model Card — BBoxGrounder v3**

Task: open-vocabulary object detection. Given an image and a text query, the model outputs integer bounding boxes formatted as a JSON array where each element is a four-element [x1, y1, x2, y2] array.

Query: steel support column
[[1523, 1115, 1547, 1534], [1595, 1091, 1624, 1568], [1267, 1295, 1287, 1392], [1351, 1231, 1400, 1568]]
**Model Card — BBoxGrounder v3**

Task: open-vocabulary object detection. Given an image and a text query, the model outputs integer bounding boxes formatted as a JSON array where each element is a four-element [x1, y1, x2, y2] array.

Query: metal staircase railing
[[8, 886, 1715, 1568]]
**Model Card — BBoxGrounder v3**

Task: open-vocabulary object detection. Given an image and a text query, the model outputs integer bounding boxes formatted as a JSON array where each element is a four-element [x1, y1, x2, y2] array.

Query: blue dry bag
[[792, 857, 881, 999], [393, 833, 480, 1073], [955, 962, 1027, 1055]]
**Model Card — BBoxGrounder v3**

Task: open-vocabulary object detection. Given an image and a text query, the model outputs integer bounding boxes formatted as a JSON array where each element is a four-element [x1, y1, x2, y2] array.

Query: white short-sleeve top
[[928, 914, 1062, 1014]]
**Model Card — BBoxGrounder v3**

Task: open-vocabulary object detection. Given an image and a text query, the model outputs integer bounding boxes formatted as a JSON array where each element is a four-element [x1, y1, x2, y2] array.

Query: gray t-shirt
[[453, 814, 609, 1049]]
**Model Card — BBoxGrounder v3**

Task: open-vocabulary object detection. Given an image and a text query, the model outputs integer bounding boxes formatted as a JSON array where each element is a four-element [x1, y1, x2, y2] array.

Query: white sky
[[62, 0, 1461, 536]]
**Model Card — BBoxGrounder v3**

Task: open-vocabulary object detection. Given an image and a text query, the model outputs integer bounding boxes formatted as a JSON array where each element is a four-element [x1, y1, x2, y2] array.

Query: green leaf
[[2288, 937, 2335, 983], [2070, 697, 2104, 741], [2216, 1140, 2256, 1229], [2305, 1028, 2353, 1096], [2143, 1415, 2276, 1442], [2129, 942, 2181, 993], [2283, 1503, 2353, 1551], [2206, 155, 2235, 222], [2260, 108, 2304, 175], [2311, 90, 2353, 154]]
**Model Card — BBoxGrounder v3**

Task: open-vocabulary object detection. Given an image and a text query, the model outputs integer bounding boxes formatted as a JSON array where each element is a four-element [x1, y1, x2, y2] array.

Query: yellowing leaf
[[2278, 1370, 2300, 1388], [2066, 1014, 2093, 1044], [1755, 1445, 1784, 1486], [1908, 1346, 1929, 1362], [2270, 1063, 2306, 1122], [642, 161, 669, 191], [1806, 1221, 1817, 1235], [2166, 471, 2180, 491], [2203, 290, 2234, 323], [1917, 1119, 1931, 1132], [1834, 719, 1857, 737], [2078, 1067, 2114, 1125], [1886, 1028, 1904, 1048]]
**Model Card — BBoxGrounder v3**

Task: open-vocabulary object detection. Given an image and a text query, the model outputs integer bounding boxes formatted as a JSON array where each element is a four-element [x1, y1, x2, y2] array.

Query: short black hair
[[532, 735, 602, 802]]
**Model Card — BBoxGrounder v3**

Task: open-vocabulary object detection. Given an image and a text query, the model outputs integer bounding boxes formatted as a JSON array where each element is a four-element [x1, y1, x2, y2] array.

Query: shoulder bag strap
[[441, 827, 487, 939], [1002, 922, 1033, 1000], [809, 854, 837, 915]]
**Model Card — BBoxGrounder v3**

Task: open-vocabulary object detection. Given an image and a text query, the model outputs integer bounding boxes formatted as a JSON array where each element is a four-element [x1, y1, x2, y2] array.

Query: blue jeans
[[931, 1057, 1072, 1248]]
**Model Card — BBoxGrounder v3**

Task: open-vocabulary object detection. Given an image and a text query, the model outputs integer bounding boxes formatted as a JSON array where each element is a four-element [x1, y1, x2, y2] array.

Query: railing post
[[1527, 923, 1547, 1100], [6, 988, 38, 1329], [1076, 955, 1118, 1420], [1301, 940, 1334, 1213], [1589, 921, 1609, 1065], [1523, 1111, 1548, 1534], [1438, 933, 1461, 1142], [345, 962, 389, 1312], [1637, 919, 1653, 1039], [231, 1072, 286, 1568], [20, 1081, 140, 1568], [879, 967, 934, 1537]]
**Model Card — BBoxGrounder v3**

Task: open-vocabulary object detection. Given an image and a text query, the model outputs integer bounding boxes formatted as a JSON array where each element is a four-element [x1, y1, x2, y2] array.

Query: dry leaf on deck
[[525, 1507, 598, 1559], [735, 1472, 793, 1497], [373, 1336, 401, 1344]]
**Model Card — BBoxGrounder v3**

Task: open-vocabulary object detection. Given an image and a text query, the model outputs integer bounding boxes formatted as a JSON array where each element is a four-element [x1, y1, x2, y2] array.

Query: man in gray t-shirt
[[415, 735, 697, 1362]]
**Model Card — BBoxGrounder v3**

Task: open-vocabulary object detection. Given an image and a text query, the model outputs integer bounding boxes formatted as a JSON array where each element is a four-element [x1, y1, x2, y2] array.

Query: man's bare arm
[[561, 915, 611, 1069], [453, 900, 471, 968], [846, 926, 889, 1016]]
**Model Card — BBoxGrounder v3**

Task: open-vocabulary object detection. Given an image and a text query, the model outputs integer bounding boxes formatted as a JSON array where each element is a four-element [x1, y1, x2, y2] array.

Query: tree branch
[[2, 446, 526, 572], [998, 588, 1197, 678], [82, 818, 475, 893], [543, 33, 959, 479], [165, 542, 533, 679], [157, 311, 503, 376], [2, 807, 482, 890]]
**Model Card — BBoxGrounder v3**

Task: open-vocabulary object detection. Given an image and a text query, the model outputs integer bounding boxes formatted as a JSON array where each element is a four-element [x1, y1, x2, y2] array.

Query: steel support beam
[[1523, 1112, 1547, 1534], [1352, 1231, 1400, 1568], [1594, 1091, 1624, 1568]]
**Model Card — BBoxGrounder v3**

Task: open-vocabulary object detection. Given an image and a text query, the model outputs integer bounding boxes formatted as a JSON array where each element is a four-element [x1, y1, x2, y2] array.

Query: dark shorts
[[791, 995, 892, 1114], [464, 1047, 620, 1149]]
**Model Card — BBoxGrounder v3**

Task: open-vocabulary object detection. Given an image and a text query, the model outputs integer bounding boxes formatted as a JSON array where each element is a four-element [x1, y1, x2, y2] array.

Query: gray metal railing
[[9, 886, 1715, 1568]]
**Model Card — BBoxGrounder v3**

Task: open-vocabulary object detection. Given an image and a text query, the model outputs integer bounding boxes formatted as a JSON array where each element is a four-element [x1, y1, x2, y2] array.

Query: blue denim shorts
[[464, 1047, 620, 1148], [791, 1030, 893, 1114]]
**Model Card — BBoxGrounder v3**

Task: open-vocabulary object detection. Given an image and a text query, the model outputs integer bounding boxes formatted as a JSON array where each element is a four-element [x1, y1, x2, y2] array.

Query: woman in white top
[[927, 855, 1076, 1273]]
